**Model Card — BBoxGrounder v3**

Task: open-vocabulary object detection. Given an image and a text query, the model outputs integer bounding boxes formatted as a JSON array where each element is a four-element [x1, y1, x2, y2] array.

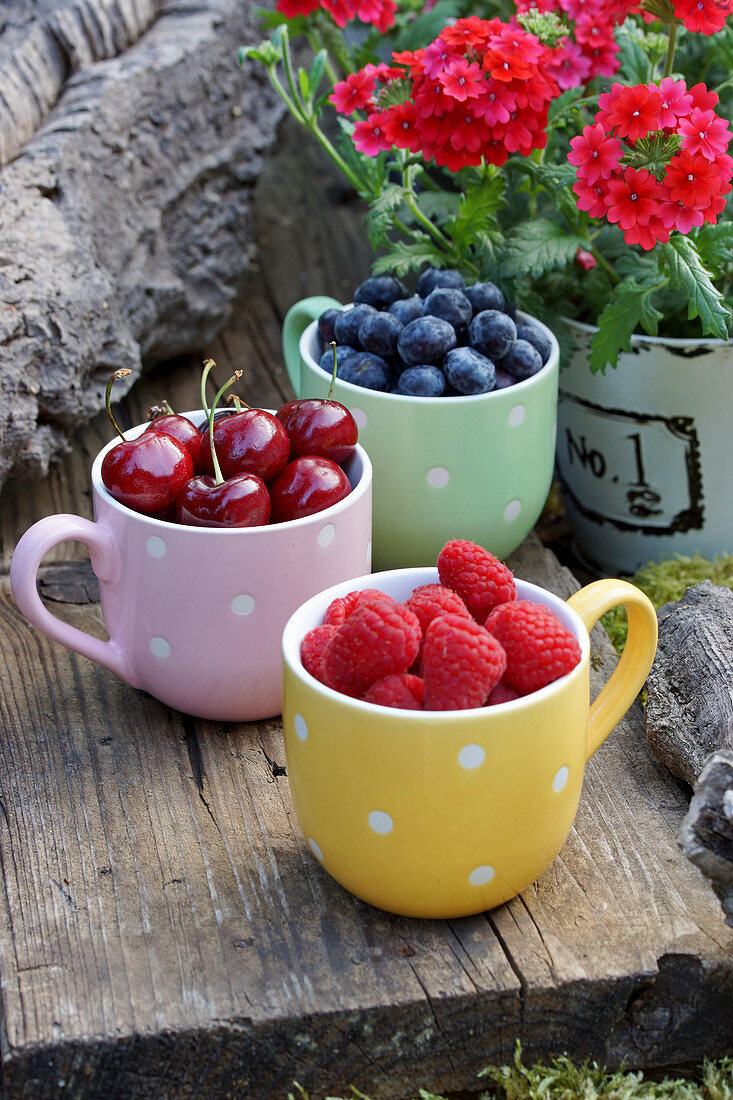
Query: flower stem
[[663, 22, 678, 79]]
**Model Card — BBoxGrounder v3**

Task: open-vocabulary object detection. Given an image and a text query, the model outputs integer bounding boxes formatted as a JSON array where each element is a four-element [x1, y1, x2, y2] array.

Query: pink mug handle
[[10, 514, 139, 686]]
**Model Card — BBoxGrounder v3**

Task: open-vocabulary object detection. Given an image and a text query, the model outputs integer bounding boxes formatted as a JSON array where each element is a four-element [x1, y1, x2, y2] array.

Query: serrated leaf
[[615, 27, 652, 84], [445, 177, 505, 251], [502, 219, 583, 279], [372, 239, 445, 278], [391, 0, 461, 51], [365, 183, 409, 249], [589, 283, 645, 373], [693, 223, 733, 273], [658, 236, 730, 340]]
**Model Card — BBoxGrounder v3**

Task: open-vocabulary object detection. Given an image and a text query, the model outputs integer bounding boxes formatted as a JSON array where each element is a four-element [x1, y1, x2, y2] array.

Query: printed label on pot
[[556, 393, 703, 534]]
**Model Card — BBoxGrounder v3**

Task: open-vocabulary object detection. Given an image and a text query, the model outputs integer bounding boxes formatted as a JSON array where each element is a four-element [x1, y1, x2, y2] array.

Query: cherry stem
[[105, 370, 132, 442], [208, 369, 243, 485], [328, 341, 338, 400], [200, 358, 216, 418], [162, 399, 175, 415], [227, 394, 250, 413], [147, 404, 166, 422]]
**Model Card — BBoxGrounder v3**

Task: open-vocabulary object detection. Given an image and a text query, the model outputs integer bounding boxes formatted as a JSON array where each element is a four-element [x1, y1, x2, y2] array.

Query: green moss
[[601, 553, 733, 656], [285, 1047, 733, 1099]]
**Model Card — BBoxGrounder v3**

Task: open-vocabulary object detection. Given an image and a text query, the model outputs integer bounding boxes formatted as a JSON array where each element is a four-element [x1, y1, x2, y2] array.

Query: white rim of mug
[[565, 316, 732, 350], [282, 568, 591, 718], [301, 308, 560, 404], [90, 410, 372, 533]]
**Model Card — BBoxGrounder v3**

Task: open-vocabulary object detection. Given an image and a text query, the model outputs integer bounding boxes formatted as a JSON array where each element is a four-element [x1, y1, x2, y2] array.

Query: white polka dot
[[294, 714, 308, 741], [504, 499, 522, 521], [147, 536, 167, 558], [553, 766, 569, 792], [231, 594, 255, 615], [366, 540, 372, 567], [369, 811, 393, 834], [427, 466, 450, 488], [508, 404, 525, 427], [469, 865, 495, 886], [318, 524, 335, 547], [150, 637, 170, 658], [309, 838, 323, 860], [458, 744, 485, 769], [351, 407, 367, 429]]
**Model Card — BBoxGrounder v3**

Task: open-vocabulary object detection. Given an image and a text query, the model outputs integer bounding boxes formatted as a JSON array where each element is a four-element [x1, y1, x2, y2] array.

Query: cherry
[[276, 340, 358, 463], [100, 371, 193, 515], [145, 405, 206, 471], [201, 407, 290, 482], [176, 363, 272, 528], [268, 455, 352, 523]]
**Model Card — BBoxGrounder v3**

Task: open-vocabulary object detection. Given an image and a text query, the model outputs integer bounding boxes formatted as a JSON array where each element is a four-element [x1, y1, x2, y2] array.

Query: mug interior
[[90, 409, 371, 532], [282, 567, 590, 715]]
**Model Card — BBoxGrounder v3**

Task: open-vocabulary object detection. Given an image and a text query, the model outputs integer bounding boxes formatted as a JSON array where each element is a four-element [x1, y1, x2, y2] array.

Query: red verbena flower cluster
[[277, 0, 396, 32], [672, 0, 733, 34], [329, 17, 561, 172], [569, 79, 733, 248]]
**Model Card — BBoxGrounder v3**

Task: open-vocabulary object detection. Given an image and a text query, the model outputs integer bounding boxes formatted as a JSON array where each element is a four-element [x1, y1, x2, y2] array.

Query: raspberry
[[405, 583, 471, 664], [421, 612, 506, 711], [485, 600, 582, 694], [324, 599, 422, 697], [487, 679, 521, 705], [300, 624, 338, 686], [363, 673, 424, 709], [437, 539, 516, 623], [324, 588, 394, 627]]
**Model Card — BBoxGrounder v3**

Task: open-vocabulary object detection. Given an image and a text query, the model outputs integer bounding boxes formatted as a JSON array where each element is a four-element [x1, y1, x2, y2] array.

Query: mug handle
[[10, 514, 139, 686], [282, 295, 342, 394], [567, 579, 657, 761]]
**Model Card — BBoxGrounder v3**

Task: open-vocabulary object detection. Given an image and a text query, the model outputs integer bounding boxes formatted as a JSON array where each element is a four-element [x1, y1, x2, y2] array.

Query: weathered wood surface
[[679, 750, 733, 928], [1, 119, 732, 1099], [0, 0, 283, 492]]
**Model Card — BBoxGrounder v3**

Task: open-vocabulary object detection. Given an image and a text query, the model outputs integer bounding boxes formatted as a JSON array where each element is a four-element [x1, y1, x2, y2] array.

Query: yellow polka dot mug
[[10, 412, 372, 722], [281, 567, 657, 919], [282, 298, 559, 571]]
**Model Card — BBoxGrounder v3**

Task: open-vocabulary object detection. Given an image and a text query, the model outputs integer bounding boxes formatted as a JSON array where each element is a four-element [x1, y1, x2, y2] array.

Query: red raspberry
[[324, 599, 422, 698], [324, 588, 394, 627], [405, 583, 471, 664], [485, 600, 582, 693], [487, 679, 522, 705], [437, 539, 516, 622], [421, 612, 506, 711], [363, 673, 424, 710], [300, 624, 338, 686]]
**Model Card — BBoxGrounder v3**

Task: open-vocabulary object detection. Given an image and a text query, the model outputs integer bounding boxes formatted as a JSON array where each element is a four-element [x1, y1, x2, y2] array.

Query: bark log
[[0, 0, 283, 488], [678, 750, 733, 927]]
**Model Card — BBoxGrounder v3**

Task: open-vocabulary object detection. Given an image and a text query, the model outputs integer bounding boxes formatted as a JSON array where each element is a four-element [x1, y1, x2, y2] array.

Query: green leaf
[[372, 239, 445, 278], [239, 42, 282, 67], [658, 236, 731, 340], [589, 280, 666, 373], [692, 222, 733, 273], [391, 0, 461, 51], [615, 26, 652, 84], [502, 219, 583, 279], [445, 176, 505, 251], [308, 49, 327, 100], [365, 183, 409, 249]]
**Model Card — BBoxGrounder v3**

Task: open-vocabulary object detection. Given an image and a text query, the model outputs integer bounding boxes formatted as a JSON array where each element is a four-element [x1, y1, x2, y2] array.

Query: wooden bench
[[0, 122, 731, 1098]]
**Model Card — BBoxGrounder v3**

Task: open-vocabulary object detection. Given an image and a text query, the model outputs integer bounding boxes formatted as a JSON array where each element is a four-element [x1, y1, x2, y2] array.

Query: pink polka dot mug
[[10, 412, 372, 722]]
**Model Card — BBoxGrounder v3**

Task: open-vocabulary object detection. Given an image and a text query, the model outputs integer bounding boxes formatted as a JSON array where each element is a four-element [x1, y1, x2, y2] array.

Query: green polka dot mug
[[10, 412, 372, 722], [282, 298, 559, 570]]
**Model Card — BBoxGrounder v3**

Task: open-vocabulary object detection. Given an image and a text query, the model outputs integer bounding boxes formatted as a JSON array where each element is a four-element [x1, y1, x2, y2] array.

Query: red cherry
[[276, 399, 358, 464], [101, 433, 193, 514], [145, 413, 206, 471], [200, 408, 290, 482], [176, 473, 271, 527], [269, 456, 352, 522]]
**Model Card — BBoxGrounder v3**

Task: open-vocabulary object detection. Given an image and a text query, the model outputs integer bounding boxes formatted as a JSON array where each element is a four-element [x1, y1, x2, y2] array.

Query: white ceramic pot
[[555, 321, 733, 575]]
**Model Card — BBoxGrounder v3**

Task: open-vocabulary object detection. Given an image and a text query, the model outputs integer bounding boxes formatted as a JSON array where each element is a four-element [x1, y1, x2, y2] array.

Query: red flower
[[575, 248, 597, 271], [422, 37, 456, 79], [688, 82, 719, 112], [659, 199, 705, 233], [381, 102, 422, 152], [672, 0, 733, 34], [441, 16, 497, 49], [438, 57, 486, 102], [622, 216, 670, 250], [474, 78, 516, 125], [655, 78, 693, 130], [605, 167, 662, 230], [330, 69, 378, 113], [572, 177, 610, 219], [679, 107, 732, 159], [568, 123, 623, 184], [352, 110, 392, 155], [664, 149, 723, 205], [545, 41, 593, 90], [598, 83, 662, 141]]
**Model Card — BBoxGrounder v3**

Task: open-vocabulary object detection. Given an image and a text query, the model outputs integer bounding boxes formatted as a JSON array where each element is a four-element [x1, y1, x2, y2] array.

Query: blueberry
[[516, 322, 553, 365], [499, 339, 543, 381], [469, 309, 517, 360], [333, 304, 377, 348], [465, 280, 506, 315], [443, 347, 496, 395], [396, 365, 446, 397], [416, 266, 466, 297], [493, 369, 517, 390], [339, 350, 392, 391], [353, 275, 409, 310], [398, 316, 457, 365], [421, 288, 473, 336], [389, 295, 423, 325], [318, 343, 359, 378], [317, 308, 341, 345], [358, 311, 404, 358]]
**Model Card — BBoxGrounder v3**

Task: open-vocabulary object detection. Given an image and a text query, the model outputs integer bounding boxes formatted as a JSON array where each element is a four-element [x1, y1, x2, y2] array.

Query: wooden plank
[[0, 532, 730, 1099]]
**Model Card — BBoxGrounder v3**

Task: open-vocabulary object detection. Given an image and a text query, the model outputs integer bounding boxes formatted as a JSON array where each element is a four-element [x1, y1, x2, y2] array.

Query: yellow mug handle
[[567, 579, 658, 761]]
